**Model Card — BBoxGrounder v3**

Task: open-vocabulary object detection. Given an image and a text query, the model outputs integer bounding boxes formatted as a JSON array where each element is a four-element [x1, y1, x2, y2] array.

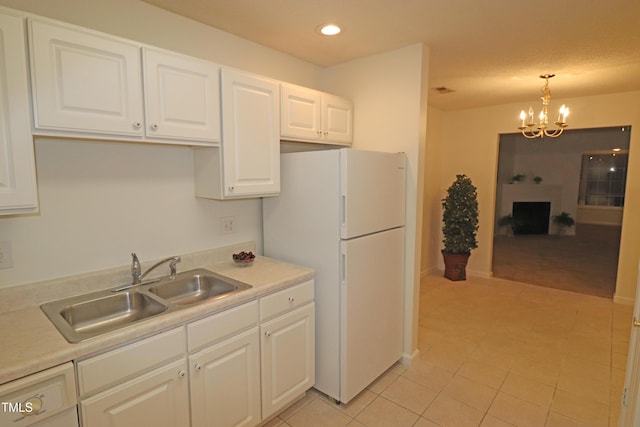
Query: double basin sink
[[41, 268, 252, 343]]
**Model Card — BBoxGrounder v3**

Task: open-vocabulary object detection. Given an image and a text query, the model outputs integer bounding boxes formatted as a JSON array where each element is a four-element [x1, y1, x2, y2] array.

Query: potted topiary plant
[[441, 174, 479, 281], [511, 174, 526, 184], [553, 212, 575, 235], [498, 214, 515, 236]]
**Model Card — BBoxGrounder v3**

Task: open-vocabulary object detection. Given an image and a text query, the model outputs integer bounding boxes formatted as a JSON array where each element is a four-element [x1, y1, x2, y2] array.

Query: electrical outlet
[[221, 216, 235, 234], [0, 240, 14, 269]]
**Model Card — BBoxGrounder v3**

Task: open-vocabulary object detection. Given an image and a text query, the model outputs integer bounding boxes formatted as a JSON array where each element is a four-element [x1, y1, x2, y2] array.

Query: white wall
[[423, 90, 640, 304], [0, 0, 323, 287], [422, 106, 443, 275], [322, 43, 429, 360], [1, 140, 263, 285]]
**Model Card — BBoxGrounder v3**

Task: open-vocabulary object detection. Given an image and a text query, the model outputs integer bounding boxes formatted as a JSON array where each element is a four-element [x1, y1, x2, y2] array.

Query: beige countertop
[[0, 255, 314, 385]]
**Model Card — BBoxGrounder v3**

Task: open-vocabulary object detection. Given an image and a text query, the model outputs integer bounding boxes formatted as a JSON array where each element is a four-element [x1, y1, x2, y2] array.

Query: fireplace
[[512, 202, 551, 235]]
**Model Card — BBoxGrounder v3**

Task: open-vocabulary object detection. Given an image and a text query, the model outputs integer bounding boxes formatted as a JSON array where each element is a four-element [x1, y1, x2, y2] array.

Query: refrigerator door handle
[[341, 195, 346, 235]]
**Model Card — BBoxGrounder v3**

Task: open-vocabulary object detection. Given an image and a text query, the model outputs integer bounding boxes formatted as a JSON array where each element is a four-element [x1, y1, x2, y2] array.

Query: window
[[579, 152, 628, 207]]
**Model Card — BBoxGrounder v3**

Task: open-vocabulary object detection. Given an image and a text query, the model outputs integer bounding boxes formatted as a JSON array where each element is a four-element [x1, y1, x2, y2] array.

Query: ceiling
[[141, 0, 640, 111]]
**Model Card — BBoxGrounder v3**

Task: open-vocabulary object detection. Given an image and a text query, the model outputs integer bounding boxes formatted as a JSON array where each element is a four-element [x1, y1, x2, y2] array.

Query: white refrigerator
[[263, 148, 406, 404]]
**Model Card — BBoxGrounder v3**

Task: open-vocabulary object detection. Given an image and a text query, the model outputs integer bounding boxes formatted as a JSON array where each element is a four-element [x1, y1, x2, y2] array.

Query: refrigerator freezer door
[[340, 227, 404, 403], [341, 149, 406, 239]]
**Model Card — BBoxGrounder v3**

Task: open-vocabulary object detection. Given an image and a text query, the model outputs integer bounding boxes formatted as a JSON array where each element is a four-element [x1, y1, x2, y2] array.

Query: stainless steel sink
[[41, 290, 169, 343], [146, 269, 252, 306], [41, 268, 252, 343]]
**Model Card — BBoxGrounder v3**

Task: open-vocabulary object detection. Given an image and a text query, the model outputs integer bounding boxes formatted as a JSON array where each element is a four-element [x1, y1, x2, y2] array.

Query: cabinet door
[[143, 48, 221, 143], [190, 328, 260, 427], [80, 359, 189, 427], [0, 12, 38, 214], [221, 68, 280, 198], [29, 19, 144, 136], [280, 84, 322, 141], [261, 303, 315, 419], [322, 93, 353, 144]]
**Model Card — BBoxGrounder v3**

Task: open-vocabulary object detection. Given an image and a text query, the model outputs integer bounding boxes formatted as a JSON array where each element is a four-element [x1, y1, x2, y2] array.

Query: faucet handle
[[169, 256, 181, 279]]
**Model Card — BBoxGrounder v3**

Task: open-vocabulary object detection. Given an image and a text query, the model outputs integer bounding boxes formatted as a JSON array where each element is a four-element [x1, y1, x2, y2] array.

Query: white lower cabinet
[[80, 359, 190, 427], [77, 282, 315, 427], [187, 300, 261, 427], [260, 281, 315, 420], [189, 328, 261, 427], [77, 327, 189, 427]]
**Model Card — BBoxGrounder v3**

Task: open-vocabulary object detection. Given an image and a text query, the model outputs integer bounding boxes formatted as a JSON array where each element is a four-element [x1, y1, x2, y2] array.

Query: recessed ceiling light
[[318, 24, 341, 36]]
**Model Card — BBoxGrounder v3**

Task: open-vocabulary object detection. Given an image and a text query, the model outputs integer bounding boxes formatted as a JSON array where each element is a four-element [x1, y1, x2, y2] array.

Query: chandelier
[[518, 74, 569, 138]]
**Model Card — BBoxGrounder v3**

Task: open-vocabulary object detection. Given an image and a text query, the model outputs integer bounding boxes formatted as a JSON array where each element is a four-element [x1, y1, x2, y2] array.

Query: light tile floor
[[264, 273, 634, 427]]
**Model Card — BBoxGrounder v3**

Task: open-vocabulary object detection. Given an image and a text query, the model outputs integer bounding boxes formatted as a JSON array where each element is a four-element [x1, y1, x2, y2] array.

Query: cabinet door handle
[[178, 370, 186, 378], [194, 363, 202, 372], [323, 131, 328, 136], [265, 331, 272, 337], [150, 123, 159, 131], [133, 121, 142, 129], [634, 317, 640, 327], [288, 296, 295, 303], [228, 186, 235, 192]]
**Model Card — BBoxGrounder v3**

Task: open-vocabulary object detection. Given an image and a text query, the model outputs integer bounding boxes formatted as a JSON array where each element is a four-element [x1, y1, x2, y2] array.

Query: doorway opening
[[492, 126, 631, 298]]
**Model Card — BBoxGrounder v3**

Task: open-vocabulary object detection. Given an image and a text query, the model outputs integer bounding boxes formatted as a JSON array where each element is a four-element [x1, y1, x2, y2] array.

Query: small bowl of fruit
[[232, 251, 255, 267]]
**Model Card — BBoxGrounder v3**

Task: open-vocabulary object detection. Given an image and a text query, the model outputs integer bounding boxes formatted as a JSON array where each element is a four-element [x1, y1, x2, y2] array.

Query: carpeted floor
[[492, 223, 622, 298]]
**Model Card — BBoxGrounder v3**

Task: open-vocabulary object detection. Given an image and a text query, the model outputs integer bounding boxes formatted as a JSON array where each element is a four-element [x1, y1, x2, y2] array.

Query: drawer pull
[[265, 331, 272, 337], [178, 370, 186, 378], [288, 297, 295, 303], [194, 363, 202, 372]]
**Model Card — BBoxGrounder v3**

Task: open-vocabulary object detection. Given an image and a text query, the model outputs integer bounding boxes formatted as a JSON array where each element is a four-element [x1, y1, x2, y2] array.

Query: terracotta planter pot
[[442, 251, 470, 281]]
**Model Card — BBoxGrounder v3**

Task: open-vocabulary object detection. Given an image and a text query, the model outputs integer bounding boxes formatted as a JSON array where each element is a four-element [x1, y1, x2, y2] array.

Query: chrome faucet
[[131, 252, 181, 285], [113, 253, 181, 292]]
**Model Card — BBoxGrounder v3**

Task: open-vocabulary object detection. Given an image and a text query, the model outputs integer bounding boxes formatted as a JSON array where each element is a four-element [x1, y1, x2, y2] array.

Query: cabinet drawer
[[187, 300, 259, 352], [76, 327, 186, 396], [260, 280, 314, 321]]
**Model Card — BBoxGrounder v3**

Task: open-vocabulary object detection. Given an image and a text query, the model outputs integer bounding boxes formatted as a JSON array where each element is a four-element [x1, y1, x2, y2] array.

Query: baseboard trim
[[467, 269, 493, 279], [421, 266, 438, 278], [614, 294, 635, 306], [400, 349, 420, 366]]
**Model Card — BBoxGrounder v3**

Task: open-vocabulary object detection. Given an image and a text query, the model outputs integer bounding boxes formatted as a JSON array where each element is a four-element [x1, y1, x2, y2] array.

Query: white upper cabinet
[[222, 68, 280, 197], [322, 93, 353, 144], [28, 18, 220, 145], [194, 68, 280, 199], [0, 10, 38, 215], [142, 48, 220, 143], [29, 19, 145, 137], [280, 85, 322, 141], [281, 83, 353, 145]]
